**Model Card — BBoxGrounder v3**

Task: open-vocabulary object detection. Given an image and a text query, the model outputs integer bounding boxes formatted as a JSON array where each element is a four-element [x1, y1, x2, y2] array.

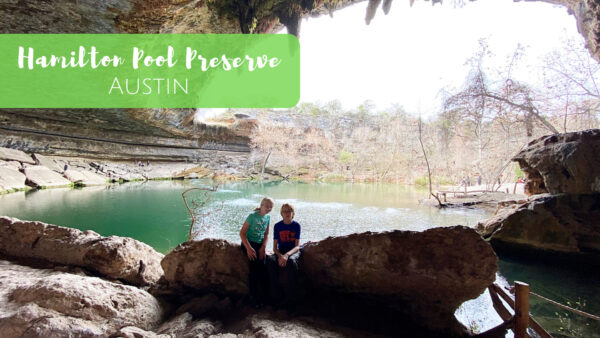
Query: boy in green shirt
[[240, 197, 274, 306]]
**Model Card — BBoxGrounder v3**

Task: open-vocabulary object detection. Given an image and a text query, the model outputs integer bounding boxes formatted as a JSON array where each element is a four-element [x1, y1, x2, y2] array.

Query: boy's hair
[[280, 203, 295, 216], [253, 197, 274, 211]]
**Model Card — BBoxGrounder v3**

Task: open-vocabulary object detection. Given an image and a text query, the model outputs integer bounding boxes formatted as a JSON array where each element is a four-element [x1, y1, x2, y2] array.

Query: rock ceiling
[[2, 0, 597, 57]]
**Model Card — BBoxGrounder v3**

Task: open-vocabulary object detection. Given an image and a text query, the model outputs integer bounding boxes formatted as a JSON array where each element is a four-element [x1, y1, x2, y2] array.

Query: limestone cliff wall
[[0, 109, 249, 160], [0, 0, 247, 161], [0, 0, 598, 161]]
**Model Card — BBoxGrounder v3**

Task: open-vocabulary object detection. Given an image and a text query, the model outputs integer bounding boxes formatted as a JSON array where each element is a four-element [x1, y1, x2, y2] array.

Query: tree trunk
[[524, 111, 534, 137], [260, 151, 272, 179], [563, 95, 569, 133], [418, 118, 444, 207]]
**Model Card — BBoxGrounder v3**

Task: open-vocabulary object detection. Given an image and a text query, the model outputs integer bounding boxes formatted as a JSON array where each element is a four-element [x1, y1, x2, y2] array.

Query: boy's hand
[[278, 254, 288, 267], [247, 247, 257, 260], [259, 246, 266, 260]]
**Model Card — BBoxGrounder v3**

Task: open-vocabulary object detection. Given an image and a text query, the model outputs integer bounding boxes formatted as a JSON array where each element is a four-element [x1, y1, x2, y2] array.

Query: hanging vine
[[182, 185, 222, 240], [206, 0, 352, 36]]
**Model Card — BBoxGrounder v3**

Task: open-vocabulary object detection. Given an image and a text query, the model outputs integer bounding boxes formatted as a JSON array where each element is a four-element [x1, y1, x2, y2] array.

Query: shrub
[[414, 175, 454, 186]]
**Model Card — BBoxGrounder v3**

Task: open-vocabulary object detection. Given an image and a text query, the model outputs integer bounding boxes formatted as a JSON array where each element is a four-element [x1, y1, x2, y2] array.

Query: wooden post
[[514, 281, 530, 338]]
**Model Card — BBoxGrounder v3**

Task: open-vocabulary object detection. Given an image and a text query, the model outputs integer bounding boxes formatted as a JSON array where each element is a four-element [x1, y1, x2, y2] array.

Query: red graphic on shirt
[[279, 230, 296, 242]]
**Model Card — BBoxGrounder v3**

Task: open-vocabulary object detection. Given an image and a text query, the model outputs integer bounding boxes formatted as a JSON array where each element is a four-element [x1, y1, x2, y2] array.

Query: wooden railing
[[478, 280, 600, 337], [477, 281, 551, 338]]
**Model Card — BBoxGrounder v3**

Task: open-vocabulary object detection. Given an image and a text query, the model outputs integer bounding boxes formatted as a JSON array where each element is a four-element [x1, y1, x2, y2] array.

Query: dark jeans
[[267, 252, 299, 304], [241, 241, 267, 302]]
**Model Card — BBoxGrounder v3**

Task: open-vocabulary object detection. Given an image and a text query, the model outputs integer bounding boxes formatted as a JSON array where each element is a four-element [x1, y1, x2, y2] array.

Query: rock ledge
[[0, 217, 164, 286]]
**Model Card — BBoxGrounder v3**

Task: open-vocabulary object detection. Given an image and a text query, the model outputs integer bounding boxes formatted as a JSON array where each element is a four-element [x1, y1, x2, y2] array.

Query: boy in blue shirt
[[269, 203, 301, 307]]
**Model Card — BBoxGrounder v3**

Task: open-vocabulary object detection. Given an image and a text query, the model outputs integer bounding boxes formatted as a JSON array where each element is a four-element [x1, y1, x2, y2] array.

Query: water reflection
[[0, 180, 488, 253]]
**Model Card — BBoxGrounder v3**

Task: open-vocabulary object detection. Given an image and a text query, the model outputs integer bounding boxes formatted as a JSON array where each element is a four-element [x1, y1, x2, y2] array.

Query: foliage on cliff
[[243, 37, 600, 185]]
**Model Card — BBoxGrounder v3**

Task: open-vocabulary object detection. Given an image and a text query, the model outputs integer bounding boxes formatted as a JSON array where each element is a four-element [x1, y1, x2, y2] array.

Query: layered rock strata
[[0, 0, 248, 161], [0, 217, 164, 286], [0, 110, 250, 162]]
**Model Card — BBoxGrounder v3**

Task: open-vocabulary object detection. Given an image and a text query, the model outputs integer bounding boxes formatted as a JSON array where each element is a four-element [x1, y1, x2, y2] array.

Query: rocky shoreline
[[420, 190, 527, 212], [0, 146, 252, 195]]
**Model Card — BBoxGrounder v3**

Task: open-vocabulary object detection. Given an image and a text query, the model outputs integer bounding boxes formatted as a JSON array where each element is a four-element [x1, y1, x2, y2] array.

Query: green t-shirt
[[245, 211, 270, 243]]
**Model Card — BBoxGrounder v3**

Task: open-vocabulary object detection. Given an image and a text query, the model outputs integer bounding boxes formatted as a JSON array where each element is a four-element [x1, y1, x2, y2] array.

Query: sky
[[298, 0, 583, 114]]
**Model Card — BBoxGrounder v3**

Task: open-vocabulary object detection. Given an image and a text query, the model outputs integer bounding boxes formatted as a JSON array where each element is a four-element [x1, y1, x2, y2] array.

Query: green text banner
[[0, 34, 300, 108]]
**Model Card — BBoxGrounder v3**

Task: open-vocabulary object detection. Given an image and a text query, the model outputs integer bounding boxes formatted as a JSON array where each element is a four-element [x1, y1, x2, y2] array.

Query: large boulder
[[22, 165, 72, 188], [0, 217, 164, 286], [300, 226, 498, 333], [32, 153, 65, 173], [161, 239, 248, 295], [477, 194, 600, 257], [0, 167, 27, 193], [63, 169, 108, 186], [0, 260, 163, 337], [513, 129, 600, 195], [0, 147, 35, 164], [0, 160, 21, 171], [480, 130, 600, 264], [159, 229, 497, 335]]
